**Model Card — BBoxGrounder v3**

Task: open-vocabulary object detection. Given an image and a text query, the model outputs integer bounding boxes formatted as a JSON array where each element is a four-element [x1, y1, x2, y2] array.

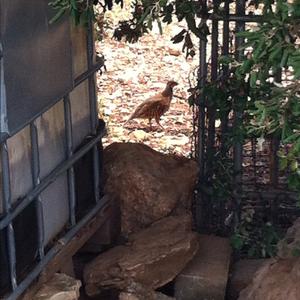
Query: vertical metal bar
[[270, 150, 279, 212], [235, 0, 246, 60], [251, 138, 257, 186], [30, 122, 45, 259], [211, 16, 218, 81], [233, 0, 246, 228], [220, 0, 230, 153], [197, 28, 207, 178], [269, 71, 281, 187], [87, 14, 100, 204], [1, 142, 17, 290], [64, 96, 76, 226], [1, 42, 9, 136], [205, 3, 219, 232], [196, 0, 208, 231], [92, 147, 100, 203], [197, 44, 206, 175], [218, 0, 231, 233], [87, 15, 98, 133], [207, 5, 218, 171], [222, 0, 230, 61]]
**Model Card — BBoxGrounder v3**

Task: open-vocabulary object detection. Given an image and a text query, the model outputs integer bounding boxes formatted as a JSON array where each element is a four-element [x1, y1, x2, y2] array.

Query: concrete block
[[174, 234, 232, 300]]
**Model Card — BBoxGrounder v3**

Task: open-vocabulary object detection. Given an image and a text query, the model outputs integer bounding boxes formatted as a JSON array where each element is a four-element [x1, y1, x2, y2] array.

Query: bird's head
[[167, 80, 178, 89]]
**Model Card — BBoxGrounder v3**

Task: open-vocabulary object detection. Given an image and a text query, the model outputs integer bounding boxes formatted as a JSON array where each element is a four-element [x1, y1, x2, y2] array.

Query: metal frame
[[195, 0, 299, 236], [195, 0, 266, 231], [0, 16, 105, 299]]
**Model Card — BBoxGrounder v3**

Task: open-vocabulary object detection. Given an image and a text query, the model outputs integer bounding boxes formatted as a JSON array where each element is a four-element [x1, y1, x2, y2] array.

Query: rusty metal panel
[[70, 23, 91, 148], [41, 174, 69, 246], [36, 100, 69, 245], [0, 126, 33, 215], [70, 82, 92, 148], [0, 0, 73, 135], [71, 25, 88, 78], [7, 126, 33, 205], [37, 101, 66, 179]]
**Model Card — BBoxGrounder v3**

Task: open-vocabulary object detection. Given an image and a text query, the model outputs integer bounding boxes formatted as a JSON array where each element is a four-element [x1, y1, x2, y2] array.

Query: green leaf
[[147, 17, 153, 30], [231, 234, 244, 250], [291, 160, 298, 172], [138, 6, 151, 25], [253, 39, 265, 61], [185, 15, 199, 37], [157, 18, 163, 34], [171, 29, 186, 43], [159, 0, 168, 6], [269, 46, 282, 63], [70, 0, 77, 10], [236, 30, 258, 39], [283, 133, 300, 144], [279, 157, 288, 170], [250, 72, 258, 88], [49, 7, 66, 24], [292, 248, 300, 257]]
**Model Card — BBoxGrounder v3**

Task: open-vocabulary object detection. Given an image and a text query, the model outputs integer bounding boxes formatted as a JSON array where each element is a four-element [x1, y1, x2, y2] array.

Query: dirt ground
[[95, 23, 199, 157]]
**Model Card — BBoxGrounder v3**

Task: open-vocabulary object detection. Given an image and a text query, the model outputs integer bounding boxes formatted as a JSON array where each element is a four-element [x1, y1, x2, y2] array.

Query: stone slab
[[238, 258, 300, 300], [174, 234, 232, 300], [227, 259, 269, 299], [32, 273, 81, 300], [83, 215, 198, 297]]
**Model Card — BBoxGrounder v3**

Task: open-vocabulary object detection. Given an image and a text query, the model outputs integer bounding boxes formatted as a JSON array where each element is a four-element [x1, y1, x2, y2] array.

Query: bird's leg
[[155, 117, 164, 130], [148, 118, 153, 131]]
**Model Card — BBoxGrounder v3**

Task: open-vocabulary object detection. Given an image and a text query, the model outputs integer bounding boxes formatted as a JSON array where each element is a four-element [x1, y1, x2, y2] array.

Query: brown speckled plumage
[[125, 80, 178, 130]]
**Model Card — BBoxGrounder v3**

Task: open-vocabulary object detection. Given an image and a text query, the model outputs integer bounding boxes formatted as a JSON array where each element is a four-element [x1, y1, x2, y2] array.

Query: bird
[[125, 80, 178, 130]]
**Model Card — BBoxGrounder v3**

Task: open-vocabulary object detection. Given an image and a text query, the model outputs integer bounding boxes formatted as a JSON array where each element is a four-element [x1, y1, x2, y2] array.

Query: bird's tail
[[124, 111, 136, 126], [124, 115, 132, 126]]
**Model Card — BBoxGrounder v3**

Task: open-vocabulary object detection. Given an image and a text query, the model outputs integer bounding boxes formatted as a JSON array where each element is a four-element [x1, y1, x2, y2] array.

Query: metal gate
[[0, 2, 105, 299], [193, 0, 299, 249]]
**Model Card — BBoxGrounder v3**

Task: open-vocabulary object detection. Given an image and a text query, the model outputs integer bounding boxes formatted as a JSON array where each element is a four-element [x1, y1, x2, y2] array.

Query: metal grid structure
[[0, 7, 106, 300], [194, 0, 299, 238]]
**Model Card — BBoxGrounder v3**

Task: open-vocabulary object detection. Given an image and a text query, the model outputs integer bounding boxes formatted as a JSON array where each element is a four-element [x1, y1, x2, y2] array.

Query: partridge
[[125, 80, 178, 130]]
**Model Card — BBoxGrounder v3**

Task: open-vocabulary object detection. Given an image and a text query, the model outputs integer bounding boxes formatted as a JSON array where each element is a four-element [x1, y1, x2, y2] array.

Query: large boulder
[[83, 214, 199, 297], [119, 282, 175, 300], [277, 217, 300, 258], [103, 142, 198, 235], [239, 218, 300, 300], [238, 258, 300, 300], [32, 273, 81, 300], [228, 259, 269, 300], [119, 291, 174, 300]]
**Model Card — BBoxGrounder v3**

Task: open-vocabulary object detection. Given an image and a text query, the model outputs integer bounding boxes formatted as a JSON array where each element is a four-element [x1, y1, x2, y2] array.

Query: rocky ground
[[95, 23, 199, 157]]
